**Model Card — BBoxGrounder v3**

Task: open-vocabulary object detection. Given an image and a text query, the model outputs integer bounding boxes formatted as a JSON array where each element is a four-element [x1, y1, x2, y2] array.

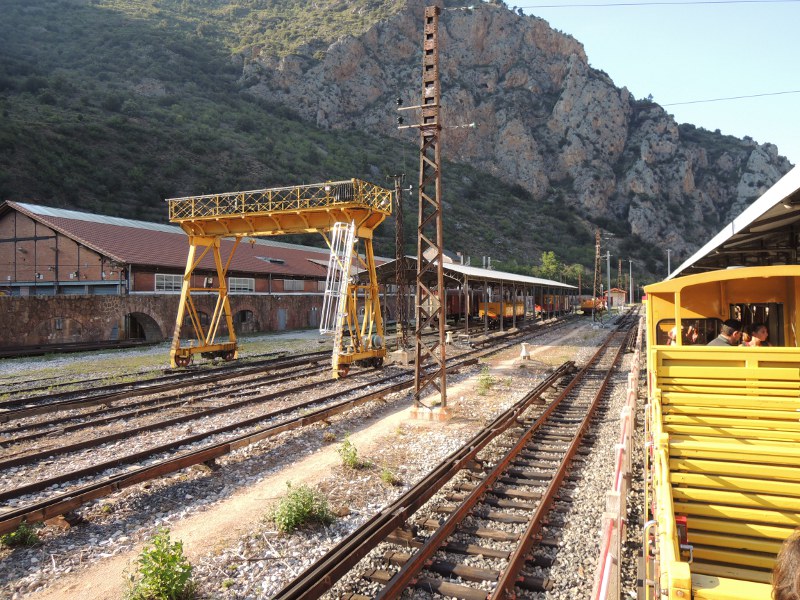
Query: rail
[[0, 317, 566, 535], [274, 318, 635, 598]]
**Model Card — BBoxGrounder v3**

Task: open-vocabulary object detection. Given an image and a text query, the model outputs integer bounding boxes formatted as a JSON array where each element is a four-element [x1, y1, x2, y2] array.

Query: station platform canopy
[[367, 256, 576, 290], [671, 165, 800, 277]]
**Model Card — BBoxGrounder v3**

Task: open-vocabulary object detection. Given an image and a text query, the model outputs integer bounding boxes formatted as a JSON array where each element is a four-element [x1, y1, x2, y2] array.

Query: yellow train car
[[478, 301, 525, 322], [643, 265, 800, 600]]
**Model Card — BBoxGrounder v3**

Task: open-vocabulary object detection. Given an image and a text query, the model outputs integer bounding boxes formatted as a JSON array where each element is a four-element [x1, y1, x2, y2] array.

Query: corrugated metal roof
[[440, 262, 576, 289], [671, 165, 800, 278], [370, 257, 576, 290], [5, 202, 336, 277], [15, 202, 333, 254]]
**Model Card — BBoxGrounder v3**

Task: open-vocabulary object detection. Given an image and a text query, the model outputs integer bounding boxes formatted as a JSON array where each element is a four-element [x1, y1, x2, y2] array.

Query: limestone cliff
[[241, 0, 792, 262]]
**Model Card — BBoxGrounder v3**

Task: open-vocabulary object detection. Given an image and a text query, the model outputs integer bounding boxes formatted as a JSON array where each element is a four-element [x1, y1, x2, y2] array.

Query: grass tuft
[[126, 528, 195, 600], [0, 522, 40, 548], [477, 365, 495, 395], [337, 435, 371, 469], [269, 483, 334, 534]]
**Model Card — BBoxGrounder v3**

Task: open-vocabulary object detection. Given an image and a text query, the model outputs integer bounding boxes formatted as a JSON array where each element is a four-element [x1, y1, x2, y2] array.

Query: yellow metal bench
[[650, 347, 800, 599]]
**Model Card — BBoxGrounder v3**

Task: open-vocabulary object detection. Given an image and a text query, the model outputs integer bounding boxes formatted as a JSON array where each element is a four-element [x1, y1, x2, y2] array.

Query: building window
[[283, 279, 305, 291], [317, 280, 326, 292], [155, 273, 183, 292], [228, 277, 255, 293]]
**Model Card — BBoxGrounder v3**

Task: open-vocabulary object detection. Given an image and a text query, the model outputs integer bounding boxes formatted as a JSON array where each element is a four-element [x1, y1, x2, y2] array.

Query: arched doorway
[[30, 317, 83, 345], [125, 312, 164, 341]]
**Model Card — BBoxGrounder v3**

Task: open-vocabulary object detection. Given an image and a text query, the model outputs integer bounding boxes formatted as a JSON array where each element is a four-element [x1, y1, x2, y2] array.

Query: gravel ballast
[[1, 317, 644, 599]]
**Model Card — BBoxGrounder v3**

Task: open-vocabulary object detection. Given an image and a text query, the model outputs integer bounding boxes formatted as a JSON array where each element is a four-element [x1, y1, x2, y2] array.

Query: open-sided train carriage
[[643, 265, 800, 600]]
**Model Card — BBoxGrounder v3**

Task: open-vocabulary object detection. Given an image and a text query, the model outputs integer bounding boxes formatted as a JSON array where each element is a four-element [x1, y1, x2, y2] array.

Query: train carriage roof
[[671, 165, 800, 277], [369, 256, 576, 290], [646, 264, 800, 294]]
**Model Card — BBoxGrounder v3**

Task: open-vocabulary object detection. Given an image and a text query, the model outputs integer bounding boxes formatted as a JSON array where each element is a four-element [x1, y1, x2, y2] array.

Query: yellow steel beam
[[672, 501, 800, 526], [670, 457, 800, 481], [672, 487, 800, 512], [658, 366, 800, 380], [688, 531, 783, 555], [671, 472, 800, 497], [661, 384, 800, 397], [687, 516, 798, 541], [664, 405, 800, 419], [662, 392, 800, 410], [691, 573, 772, 598], [690, 545, 775, 570], [664, 423, 800, 441], [167, 179, 391, 238], [659, 376, 800, 390]]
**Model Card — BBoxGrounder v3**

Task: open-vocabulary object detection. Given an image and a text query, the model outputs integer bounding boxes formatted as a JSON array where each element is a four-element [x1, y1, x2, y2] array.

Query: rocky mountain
[[241, 0, 793, 261], [0, 0, 792, 279]]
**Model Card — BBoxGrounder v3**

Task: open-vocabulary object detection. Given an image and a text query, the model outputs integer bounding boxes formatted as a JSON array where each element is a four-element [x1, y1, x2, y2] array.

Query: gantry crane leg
[[333, 235, 386, 377], [169, 236, 239, 368]]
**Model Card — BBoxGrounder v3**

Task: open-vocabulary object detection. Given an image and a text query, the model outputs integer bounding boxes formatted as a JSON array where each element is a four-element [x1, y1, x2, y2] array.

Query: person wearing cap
[[707, 319, 742, 346]]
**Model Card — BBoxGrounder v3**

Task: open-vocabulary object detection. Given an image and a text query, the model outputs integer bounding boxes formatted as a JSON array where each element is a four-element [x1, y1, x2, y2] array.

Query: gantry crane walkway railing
[[166, 179, 392, 376]]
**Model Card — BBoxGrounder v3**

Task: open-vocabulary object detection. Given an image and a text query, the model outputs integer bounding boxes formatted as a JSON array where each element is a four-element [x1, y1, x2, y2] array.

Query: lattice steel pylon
[[414, 5, 447, 410], [165, 179, 392, 377], [617, 258, 623, 290], [592, 229, 602, 321]]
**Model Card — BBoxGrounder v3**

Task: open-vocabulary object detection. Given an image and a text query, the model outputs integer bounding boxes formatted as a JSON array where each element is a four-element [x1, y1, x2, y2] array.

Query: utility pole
[[607, 253, 612, 307], [388, 174, 408, 349], [628, 259, 634, 304], [592, 230, 601, 321], [667, 249, 672, 276], [413, 5, 446, 412]]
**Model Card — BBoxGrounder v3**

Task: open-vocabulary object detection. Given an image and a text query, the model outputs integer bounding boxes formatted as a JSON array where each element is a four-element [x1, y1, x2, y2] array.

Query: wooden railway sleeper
[[385, 551, 551, 592], [362, 569, 488, 600]]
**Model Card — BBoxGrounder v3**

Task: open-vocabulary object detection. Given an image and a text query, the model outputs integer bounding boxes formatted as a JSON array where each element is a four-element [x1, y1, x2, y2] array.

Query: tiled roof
[[6, 202, 340, 278]]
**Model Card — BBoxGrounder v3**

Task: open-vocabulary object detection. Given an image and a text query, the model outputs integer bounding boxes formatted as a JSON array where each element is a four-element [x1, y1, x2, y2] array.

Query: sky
[[520, 0, 799, 165]]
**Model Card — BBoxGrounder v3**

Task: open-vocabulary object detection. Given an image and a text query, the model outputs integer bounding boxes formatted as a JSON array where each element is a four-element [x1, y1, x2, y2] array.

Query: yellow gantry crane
[[166, 179, 392, 377]]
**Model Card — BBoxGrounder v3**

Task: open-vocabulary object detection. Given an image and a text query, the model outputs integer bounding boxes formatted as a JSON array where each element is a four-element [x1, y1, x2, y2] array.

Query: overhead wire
[[518, 0, 800, 7], [661, 89, 800, 106]]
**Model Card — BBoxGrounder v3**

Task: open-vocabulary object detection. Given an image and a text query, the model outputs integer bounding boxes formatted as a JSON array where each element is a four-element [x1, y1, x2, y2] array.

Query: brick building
[[0, 201, 350, 346]]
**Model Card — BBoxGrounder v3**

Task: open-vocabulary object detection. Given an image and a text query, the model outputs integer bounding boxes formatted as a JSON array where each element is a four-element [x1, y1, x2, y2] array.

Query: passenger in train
[[773, 529, 800, 600], [667, 327, 678, 345], [706, 319, 742, 346], [746, 322, 771, 346]]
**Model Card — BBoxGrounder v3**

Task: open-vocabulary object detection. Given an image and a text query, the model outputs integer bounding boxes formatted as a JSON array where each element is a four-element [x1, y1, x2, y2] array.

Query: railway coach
[[642, 265, 800, 600]]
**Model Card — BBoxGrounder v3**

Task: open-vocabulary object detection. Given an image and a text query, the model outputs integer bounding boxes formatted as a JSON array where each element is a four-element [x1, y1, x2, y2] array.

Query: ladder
[[320, 222, 356, 375]]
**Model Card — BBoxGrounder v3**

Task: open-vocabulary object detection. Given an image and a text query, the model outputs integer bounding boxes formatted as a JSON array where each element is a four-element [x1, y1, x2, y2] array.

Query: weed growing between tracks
[[268, 483, 335, 534], [337, 435, 372, 470], [476, 365, 495, 395], [0, 523, 40, 548], [125, 528, 196, 600]]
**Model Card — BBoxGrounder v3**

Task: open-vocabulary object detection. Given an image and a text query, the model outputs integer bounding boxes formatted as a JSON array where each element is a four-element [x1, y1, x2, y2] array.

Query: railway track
[[272, 313, 637, 599], [0, 321, 499, 415], [0, 349, 290, 398], [0, 316, 573, 537], [0, 350, 326, 419], [0, 339, 156, 360]]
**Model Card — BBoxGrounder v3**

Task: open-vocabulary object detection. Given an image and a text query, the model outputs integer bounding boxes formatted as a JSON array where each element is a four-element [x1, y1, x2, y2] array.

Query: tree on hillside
[[532, 251, 562, 280], [562, 263, 583, 283]]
